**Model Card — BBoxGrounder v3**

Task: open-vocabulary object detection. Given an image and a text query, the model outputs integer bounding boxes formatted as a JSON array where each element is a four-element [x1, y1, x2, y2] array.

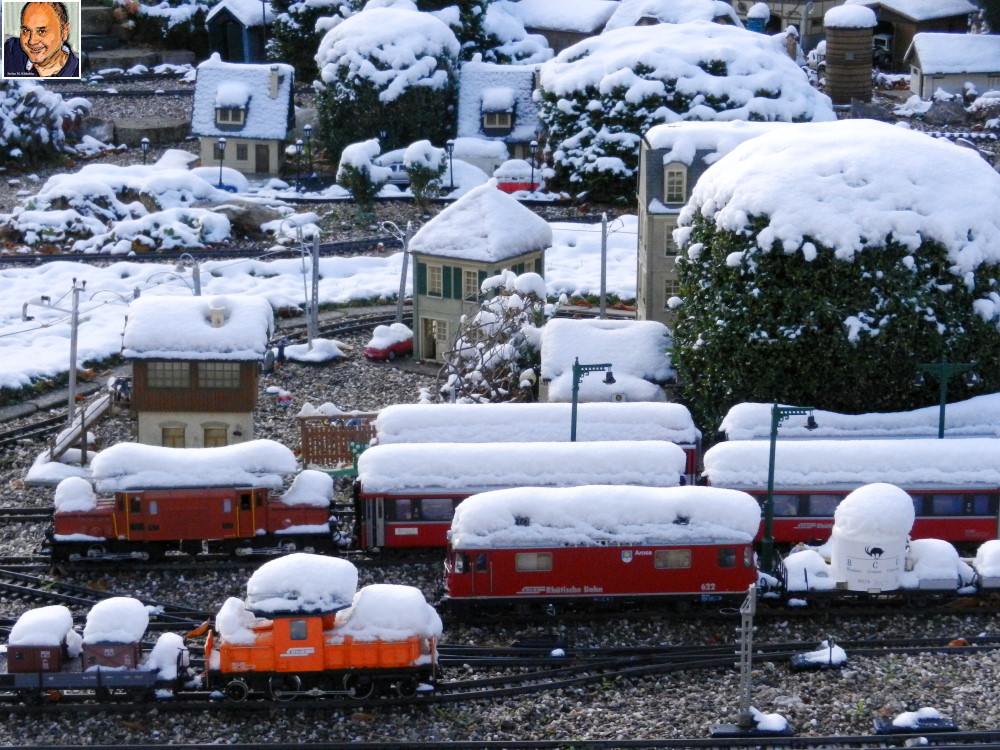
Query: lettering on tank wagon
[[846, 545, 901, 585], [281, 647, 316, 658]]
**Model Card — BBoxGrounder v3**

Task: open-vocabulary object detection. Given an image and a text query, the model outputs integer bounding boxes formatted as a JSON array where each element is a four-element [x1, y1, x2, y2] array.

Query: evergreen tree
[[973, 0, 1000, 32], [269, 0, 360, 81]]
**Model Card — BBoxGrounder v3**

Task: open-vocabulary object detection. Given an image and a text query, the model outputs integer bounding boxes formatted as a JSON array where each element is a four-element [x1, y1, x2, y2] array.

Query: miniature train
[[0, 554, 441, 704]]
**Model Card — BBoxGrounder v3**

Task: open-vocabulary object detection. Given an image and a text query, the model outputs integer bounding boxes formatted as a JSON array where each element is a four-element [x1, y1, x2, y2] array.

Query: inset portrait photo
[[2, 1, 81, 79]]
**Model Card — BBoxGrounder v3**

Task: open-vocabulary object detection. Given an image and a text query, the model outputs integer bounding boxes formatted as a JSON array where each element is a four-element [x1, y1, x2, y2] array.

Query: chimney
[[269, 65, 280, 98], [210, 305, 226, 328]]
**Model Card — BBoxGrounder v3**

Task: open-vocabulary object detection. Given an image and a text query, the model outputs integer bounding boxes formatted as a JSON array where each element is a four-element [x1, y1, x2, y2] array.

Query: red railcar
[[354, 441, 689, 552], [441, 484, 761, 615]]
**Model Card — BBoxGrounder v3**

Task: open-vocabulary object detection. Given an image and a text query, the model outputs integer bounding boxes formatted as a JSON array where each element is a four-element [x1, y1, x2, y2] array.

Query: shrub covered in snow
[[403, 139, 446, 208], [0, 81, 91, 167], [535, 21, 834, 202], [672, 120, 1000, 431], [337, 139, 391, 214], [315, 6, 460, 159]]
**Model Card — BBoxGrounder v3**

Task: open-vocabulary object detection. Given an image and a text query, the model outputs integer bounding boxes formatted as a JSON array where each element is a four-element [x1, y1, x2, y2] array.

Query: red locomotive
[[442, 484, 762, 615], [47, 440, 342, 562], [354, 440, 689, 551]]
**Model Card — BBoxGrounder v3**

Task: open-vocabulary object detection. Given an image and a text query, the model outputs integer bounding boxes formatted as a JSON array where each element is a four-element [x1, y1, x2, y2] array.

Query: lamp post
[[382, 220, 413, 325], [529, 139, 538, 191], [915, 359, 978, 438], [761, 403, 818, 573], [216, 137, 226, 188], [140, 137, 150, 165], [295, 139, 303, 192], [303, 123, 313, 176], [569, 357, 615, 441], [445, 138, 455, 192]]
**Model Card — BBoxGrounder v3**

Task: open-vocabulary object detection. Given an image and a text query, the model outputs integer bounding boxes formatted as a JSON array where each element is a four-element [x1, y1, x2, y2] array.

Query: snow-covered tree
[[973, 0, 1000, 32], [671, 120, 1000, 432], [432, 270, 547, 403], [402, 140, 446, 209], [336, 139, 390, 215], [314, 5, 460, 157], [0, 81, 90, 167], [535, 21, 835, 203], [269, 0, 360, 80]]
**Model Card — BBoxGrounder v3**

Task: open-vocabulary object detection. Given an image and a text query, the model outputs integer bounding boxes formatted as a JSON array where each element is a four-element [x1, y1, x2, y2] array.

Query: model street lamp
[[529, 139, 538, 191], [294, 139, 304, 192], [761, 403, 818, 573], [303, 123, 313, 175], [915, 359, 979, 438], [140, 137, 150, 165], [216, 137, 226, 188], [569, 357, 615, 442], [445, 138, 455, 192]]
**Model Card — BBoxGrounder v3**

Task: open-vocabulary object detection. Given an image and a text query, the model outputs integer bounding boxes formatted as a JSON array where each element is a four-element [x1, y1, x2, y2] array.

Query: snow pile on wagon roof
[[123, 295, 274, 360], [8, 605, 76, 647], [216, 597, 259, 645], [702, 438, 1000, 488], [974, 540, 1000, 578], [54, 476, 97, 513], [721, 395, 1000, 440], [449, 485, 761, 548], [358, 441, 686, 494], [834, 483, 915, 539], [246, 554, 358, 615], [83, 597, 149, 644], [373, 402, 699, 445], [144, 632, 190, 680], [333, 584, 442, 642], [903, 538, 973, 588], [91, 440, 297, 492], [278, 470, 333, 508]]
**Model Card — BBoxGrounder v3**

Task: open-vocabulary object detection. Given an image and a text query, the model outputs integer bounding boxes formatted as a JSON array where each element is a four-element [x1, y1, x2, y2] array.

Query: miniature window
[[198, 362, 241, 389], [427, 265, 443, 296], [772, 494, 800, 516], [482, 111, 512, 129], [236, 143, 248, 161], [663, 278, 681, 307], [515, 552, 552, 572], [240, 493, 252, 511], [806, 494, 842, 517], [463, 270, 479, 301], [289, 619, 308, 640], [392, 499, 414, 521], [654, 549, 691, 569], [216, 107, 245, 125], [148, 500, 158, 515], [665, 231, 677, 256], [663, 163, 687, 204], [161, 426, 185, 447], [130, 497, 141, 514], [421, 498, 456, 522], [148, 361, 190, 388], [718, 548, 737, 568], [930, 493, 965, 516], [204, 426, 228, 447]]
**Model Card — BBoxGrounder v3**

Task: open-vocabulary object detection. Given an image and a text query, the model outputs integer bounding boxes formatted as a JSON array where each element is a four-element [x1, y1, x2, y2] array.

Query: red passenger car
[[442, 484, 761, 615]]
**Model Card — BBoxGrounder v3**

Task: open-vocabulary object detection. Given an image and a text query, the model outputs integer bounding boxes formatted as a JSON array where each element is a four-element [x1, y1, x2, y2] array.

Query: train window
[[421, 498, 456, 522], [223, 499, 232, 513], [931, 494, 965, 515], [148, 500, 158, 515], [130, 497, 141, 514], [256, 491, 265, 507], [289, 620, 308, 641], [240, 494, 252, 511], [475, 553, 487, 572], [654, 549, 691, 569], [391, 500, 414, 521], [773, 495, 801, 516], [806, 495, 841, 517], [515, 552, 553, 572], [454, 553, 469, 573], [743, 547, 753, 567], [718, 548, 737, 568], [972, 494, 996, 515]]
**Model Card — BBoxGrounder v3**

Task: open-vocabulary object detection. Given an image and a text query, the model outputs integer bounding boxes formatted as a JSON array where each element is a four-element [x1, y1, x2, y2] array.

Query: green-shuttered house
[[408, 181, 551, 361]]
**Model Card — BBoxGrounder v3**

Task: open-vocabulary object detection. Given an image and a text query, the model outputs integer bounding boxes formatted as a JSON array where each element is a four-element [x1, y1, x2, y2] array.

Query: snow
[[8, 605, 75, 647], [206, 0, 275, 27], [358, 440, 687, 494], [540, 318, 674, 402], [603, 0, 742, 30], [823, 5, 876, 28], [702, 438, 1000, 489], [191, 55, 295, 142], [975, 540, 1000, 577], [644, 120, 790, 169], [892, 706, 943, 728], [338, 139, 392, 184], [676, 120, 1000, 285], [245, 553, 359, 614], [83, 597, 149, 644], [903, 538, 972, 587], [122, 295, 274, 360], [846, 0, 976, 23], [278, 470, 333, 507], [367, 323, 412, 349], [784, 548, 836, 592], [216, 597, 259, 644], [448, 484, 761, 548], [720, 396, 1000, 440], [907, 33, 1000, 75], [53, 476, 98, 512], [90, 439, 297, 492], [332, 584, 442, 642], [796, 640, 847, 666], [501, 0, 617, 33], [408, 181, 552, 262], [144, 632, 190, 681], [373, 402, 699, 445], [833, 483, 915, 539], [457, 60, 541, 143]]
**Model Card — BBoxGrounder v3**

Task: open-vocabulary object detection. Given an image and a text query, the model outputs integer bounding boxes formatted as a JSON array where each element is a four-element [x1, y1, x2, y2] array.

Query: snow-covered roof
[[448, 484, 761, 549], [9, 605, 74, 647], [90, 439, 297, 492], [54, 476, 97, 513], [246, 553, 359, 615], [676, 120, 1000, 282], [644, 120, 790, 166], [122, 294, 274, 360], [408, 181, 552, 262], [503, 0, 617, 33], [538, 21, 835, 123], [278, 469, 333, 507], [824, 4, 876, 27], [206, 0, 275, 27], [374, 402, 700, 445], [83, 597, 148, 644], [845, 0, 976, 23], [191, 54, 294, 141], [905, 33, 1000, 75], [358, 440, 687, 494], [333, 584, 442, 642], [720, 395, 1000, 440], [457, 60, 541, 142], [540, 318, 674, 402], [603, 0, 743, 31], [703, 438, 1000, 489]]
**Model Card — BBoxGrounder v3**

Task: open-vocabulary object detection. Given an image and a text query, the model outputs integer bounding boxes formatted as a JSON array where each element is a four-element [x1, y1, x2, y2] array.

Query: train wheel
[[394, 677, 419, 698], [86, 544, 107, 559], [268, 675, 300, 702], [343, 673, 375, 700], [224, 679, 250, 702], [279, 540, 297, 553]]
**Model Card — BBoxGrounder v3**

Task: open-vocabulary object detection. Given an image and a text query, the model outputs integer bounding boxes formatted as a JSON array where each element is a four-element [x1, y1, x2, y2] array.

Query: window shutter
[[442, 265, 453, 298], [452, 267, 463, 299], [416, 262, 427, 295], [477, 270, 487, 288]]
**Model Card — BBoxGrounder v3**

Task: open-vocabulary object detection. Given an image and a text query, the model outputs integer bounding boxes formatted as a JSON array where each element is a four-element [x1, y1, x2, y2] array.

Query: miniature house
[[407, 182, 551, 362], [457, 60, 543, 163], [905, 33, 1000, 99], [122, 295, 273, 448], [191, 54, 295, 175], [206, 0, 274, 63]]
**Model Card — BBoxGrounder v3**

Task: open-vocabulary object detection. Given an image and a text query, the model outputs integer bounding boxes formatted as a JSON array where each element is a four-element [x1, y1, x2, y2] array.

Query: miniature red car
[[363, 323, 413, 361]]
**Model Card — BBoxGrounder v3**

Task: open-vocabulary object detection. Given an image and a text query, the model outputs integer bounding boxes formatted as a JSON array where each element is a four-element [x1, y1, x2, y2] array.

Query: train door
[[221, 490, 256, 539], [471, 551, 491, 596]]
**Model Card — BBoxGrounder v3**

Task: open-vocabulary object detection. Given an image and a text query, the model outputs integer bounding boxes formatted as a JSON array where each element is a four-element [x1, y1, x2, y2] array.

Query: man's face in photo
[[20, 3, 68, 69]]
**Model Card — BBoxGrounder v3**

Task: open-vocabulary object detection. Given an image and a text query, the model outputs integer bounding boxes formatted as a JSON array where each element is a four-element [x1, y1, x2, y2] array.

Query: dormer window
[[214, 81, 251, 127], [481, 87, 516, 134], [663, 162, 687, 204], [483, 111, 512, 129], [216, 107, 245, 125]]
